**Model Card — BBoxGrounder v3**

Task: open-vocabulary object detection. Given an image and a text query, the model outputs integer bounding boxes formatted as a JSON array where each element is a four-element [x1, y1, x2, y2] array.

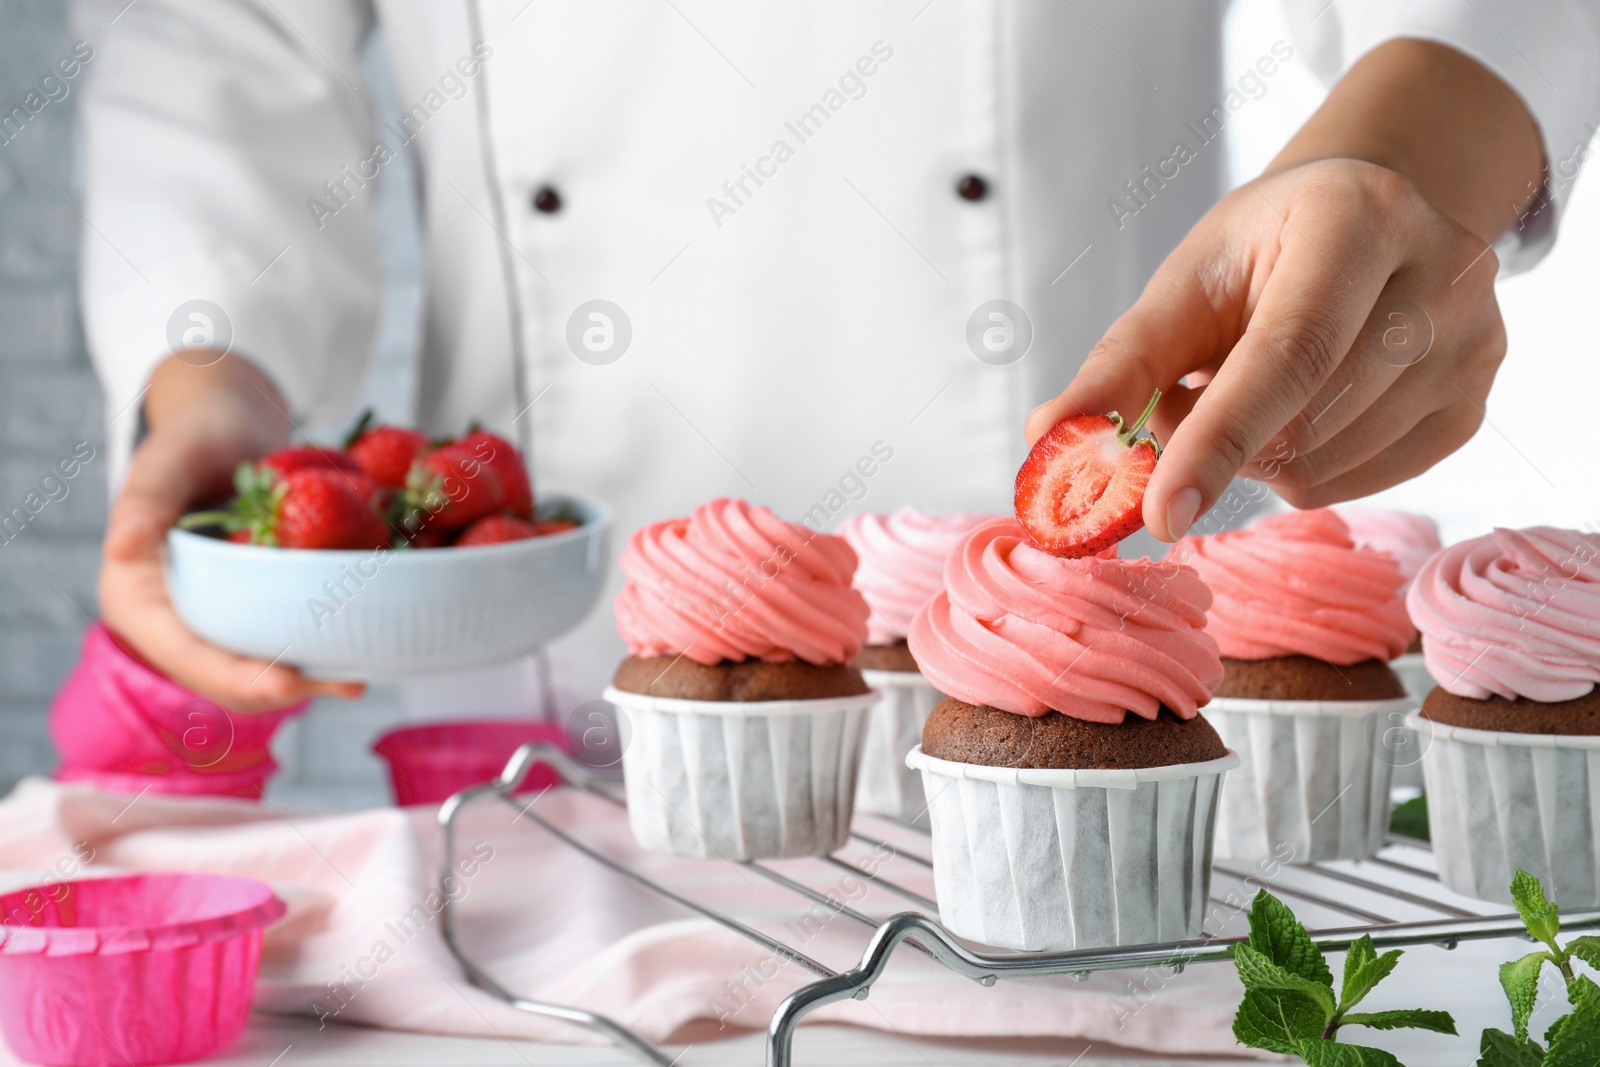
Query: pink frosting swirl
[[614, 498, 870, 666], [1170, 509, 1414, 664], [1407, 527, 1600, 701], [907, 518, 1222, 722], [1334, 506, 1442, 590], [840, 508, 998, 644]]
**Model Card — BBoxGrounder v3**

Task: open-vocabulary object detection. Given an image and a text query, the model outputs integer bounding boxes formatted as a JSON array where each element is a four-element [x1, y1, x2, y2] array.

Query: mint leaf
[[1340, 1009, 1457, 1034], [1544, 993, 1600, 1067], [1569, 974, 1600, 1006], [1389, 794, 1429, 841], [1248, 889, 1335, 987], [1511, 870, 1561, 948], [1233, 989, 1330, 1053], [1339, 934, 1403, 1012], [1501, 951, 1552, 1041], [1477, 1028, 1546, 1067], [1294, 1037, 1405, 1066], [1565, 936, 1600, 973], [1236, 943, 1339, 1018]]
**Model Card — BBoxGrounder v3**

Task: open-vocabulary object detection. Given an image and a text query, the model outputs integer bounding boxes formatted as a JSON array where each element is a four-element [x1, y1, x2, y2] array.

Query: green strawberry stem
[[1110, 388, 1162, 447], [342, 408, 376, 449], [177, 511, 236, 530]]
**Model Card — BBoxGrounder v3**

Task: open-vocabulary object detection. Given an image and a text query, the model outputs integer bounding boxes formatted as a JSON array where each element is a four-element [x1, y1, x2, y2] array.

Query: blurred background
[[3, 0, 1595, 802]]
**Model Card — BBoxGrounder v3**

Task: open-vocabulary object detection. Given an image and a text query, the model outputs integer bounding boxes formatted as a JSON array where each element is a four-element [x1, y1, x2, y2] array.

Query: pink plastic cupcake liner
[[0, 872, 285, 1067], [373, 719, 570, 805]]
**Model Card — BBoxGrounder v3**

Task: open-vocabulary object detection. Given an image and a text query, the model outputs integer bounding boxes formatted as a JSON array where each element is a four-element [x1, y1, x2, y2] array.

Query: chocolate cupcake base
[[1216, 655, 1406, 701], [853, 640, 920, 673], [922, 698, 1226, 769], [1421, 685, 1600, 734], [905, 741, 1238, 952], [613, 654, 868, 702]]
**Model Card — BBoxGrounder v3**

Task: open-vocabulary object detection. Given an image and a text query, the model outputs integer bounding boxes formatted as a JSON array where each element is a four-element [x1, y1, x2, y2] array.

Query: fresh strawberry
[[258, 445, 362, 480], [345, 410, 432, 490], [181, 464, 389, 549], [459, 429, 534, 518], [457, 515, 543, 545], [404, 442, 506, 530], [457, 516, 580, 546], [1015, 390, 1162, 558], [400, 524, 456, 549]]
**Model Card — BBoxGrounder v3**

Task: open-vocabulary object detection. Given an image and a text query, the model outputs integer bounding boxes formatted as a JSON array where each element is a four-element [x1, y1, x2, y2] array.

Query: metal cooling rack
[[436, 744, 1600, 1067]]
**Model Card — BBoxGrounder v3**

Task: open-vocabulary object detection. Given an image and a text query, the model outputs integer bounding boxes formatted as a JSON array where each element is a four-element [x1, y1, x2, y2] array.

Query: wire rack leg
[[437, 746, 673, 1067], [766, 913, 982, 1067]]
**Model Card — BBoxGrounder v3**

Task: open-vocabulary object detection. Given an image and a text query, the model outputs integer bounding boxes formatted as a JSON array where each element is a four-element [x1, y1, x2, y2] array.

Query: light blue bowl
[[166, 493, 611, 680]]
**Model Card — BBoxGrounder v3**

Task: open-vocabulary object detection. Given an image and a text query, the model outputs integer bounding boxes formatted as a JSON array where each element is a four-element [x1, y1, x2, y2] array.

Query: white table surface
[[0, 926, 1545, 1066], [2, 1011, 1252, 1067], [0, 787, 1552, 1066]]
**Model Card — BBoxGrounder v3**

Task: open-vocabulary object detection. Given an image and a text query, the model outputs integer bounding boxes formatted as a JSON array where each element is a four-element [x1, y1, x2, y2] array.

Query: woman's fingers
[[98, 365, 364, 713], [1244, 297, 1413, 469], [1143, 193, 1397, 540], [1267, 305, 1503, 501], [1026, 155, 1511, 531], [1277, 402, 1485, 506], [102, 497, 172, 563], [99, 551, 364, 712], [1025, 233, 1229, 445]]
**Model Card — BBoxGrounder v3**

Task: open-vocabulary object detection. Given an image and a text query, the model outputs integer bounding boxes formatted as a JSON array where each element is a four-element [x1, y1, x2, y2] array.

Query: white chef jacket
[[74, 0, 1600, 709]]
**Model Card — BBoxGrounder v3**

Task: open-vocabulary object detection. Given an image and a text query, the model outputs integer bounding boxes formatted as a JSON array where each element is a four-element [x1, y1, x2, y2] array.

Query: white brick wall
[[0, 5, 104, 790], [0, 13, 423, 804]]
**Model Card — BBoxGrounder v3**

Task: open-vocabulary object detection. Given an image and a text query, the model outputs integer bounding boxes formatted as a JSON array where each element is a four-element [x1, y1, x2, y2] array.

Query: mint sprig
[[1478, 871, 1600, 1066], [1231, 890, 1456, 1061]]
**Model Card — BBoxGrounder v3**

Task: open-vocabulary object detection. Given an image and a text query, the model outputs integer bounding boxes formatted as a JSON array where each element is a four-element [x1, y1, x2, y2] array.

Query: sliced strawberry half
[[1015, 390, 1162, 558]]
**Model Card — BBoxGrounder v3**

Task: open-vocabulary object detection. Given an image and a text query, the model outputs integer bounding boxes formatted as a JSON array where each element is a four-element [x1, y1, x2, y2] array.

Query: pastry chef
[[75, 0, 1600, 714]]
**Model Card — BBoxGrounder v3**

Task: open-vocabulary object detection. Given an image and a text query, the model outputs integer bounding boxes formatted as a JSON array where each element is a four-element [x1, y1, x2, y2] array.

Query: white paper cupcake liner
[[1389, 653, 1436, 790], [854, 670, 944, 824], [1203, 696, 1414, 863], [905, 745, 1239, 952], [606, 686, 875, 861], [1411, 714, 1600, 908]]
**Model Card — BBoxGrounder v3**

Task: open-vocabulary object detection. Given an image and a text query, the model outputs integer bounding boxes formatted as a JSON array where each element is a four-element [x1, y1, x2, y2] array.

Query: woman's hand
[[98, 353, 365, 712], [1027, 39, 1545, 540]]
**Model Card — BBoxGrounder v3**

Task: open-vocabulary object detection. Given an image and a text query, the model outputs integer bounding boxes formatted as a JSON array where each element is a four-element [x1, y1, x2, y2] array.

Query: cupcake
[[903, 518, 1235, 952], [607, 498, 877, 860], [1337, 505, 1443, 677], [1407, 526, 1600, 906], [1334, 506, 1444, 784], [1173, 509, 1415, 862], [839, 508, 995, 821]]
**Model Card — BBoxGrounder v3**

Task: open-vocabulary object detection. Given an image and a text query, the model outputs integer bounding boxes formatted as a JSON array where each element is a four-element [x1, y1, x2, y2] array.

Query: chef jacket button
[[532, 185, 562, 213], [956, 174, 989, 201]]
